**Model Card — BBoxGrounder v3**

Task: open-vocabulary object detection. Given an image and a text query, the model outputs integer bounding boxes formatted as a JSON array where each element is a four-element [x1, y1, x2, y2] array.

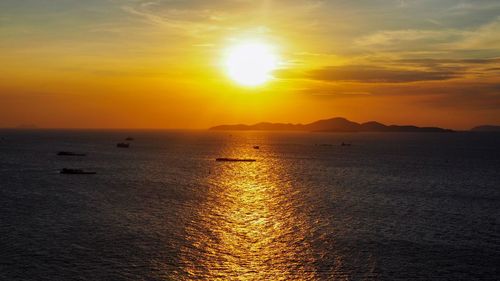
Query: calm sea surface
[[0, 130, 499, 280]]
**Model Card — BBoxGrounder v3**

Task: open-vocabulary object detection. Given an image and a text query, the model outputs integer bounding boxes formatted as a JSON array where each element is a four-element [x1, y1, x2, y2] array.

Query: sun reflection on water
[[176, 144, 321, 280]]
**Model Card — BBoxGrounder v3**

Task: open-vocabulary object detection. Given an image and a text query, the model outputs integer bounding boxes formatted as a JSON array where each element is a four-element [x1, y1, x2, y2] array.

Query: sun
[[224, 41, 279, 86]]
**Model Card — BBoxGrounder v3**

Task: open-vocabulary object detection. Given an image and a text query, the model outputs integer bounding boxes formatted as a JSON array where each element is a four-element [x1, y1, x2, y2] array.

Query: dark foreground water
[[0, 130, 499, 280]]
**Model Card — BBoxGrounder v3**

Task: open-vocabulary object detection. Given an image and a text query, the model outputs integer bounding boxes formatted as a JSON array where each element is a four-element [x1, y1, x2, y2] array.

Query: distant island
[[470, 125, 500, 132], [210, 117, 454, 133]]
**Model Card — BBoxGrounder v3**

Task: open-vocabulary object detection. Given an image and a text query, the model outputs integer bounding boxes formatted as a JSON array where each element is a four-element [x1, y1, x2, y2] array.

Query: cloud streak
[[305, 65, 460, 83]]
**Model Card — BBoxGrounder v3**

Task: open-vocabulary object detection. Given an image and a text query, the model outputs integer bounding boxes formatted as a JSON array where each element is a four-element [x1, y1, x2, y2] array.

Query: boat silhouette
[[60, 168, 96, 175], [216, 158, 256, 162], [57, 151, 86, 156], [116, 143, 130, 148]]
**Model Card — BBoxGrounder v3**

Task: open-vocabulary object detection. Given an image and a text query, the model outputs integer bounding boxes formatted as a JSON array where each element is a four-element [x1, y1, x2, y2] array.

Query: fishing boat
[[57, 151, 86, 156], [216, 158, 256, 162], [60, 168, 96, 175], [116, 143, 130, 148]]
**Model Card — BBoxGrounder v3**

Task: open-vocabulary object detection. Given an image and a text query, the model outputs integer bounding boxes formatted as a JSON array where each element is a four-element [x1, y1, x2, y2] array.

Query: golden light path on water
[[174, 138, 341, 280]]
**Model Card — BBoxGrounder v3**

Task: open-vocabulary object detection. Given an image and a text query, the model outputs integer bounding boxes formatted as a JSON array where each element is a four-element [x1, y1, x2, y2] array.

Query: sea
[[0, 130, 499, 280]]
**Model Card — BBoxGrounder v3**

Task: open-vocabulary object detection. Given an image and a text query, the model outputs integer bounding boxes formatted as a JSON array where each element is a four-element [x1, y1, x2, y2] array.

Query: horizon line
[[3, 116, 499, 131]]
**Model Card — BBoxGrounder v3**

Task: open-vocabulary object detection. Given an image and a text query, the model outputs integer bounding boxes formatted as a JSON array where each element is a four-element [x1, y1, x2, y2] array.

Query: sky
[[1, 0, 499, 129]]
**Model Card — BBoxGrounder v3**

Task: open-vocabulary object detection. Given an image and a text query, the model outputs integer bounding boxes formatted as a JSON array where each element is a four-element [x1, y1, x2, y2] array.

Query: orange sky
[[1, 0, 499, 130]]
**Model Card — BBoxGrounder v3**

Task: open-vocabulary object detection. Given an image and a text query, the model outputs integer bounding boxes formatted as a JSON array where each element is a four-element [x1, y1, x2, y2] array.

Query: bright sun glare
[[224, 41, 279, 86]]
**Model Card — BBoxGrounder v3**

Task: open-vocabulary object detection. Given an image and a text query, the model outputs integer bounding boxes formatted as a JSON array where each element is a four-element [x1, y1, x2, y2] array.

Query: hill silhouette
[[471, 125, 500, 132], [210, 117, 454, 132]]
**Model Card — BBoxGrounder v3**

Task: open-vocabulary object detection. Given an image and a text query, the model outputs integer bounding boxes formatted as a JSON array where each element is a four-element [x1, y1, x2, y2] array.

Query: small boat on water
[[57, 151, 86, 156], [60, 168, 96, 175], [216, 158, 256, 162], [116, 143, 130, 148], [253, 146, 260, 149]]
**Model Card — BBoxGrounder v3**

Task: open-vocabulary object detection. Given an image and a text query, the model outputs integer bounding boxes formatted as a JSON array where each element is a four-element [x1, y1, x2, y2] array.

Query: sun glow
[[224, 41, 279, 86]]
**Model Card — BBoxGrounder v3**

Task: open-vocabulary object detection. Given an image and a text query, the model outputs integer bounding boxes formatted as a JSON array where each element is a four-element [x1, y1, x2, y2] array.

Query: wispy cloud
[[355, 29, 462, 49], [305, 65, 461, 83], [353, 16, 500, 56], [456, 17, 500, 50], [120, 5, 223, 37], [279, 56, 500, 84]]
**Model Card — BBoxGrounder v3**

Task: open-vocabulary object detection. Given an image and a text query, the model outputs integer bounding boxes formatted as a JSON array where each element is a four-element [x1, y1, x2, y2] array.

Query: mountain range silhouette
[[210, 117, 455, 132]]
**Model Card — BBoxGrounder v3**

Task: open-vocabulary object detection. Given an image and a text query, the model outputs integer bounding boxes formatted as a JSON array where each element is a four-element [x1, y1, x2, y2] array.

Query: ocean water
[[0, 130, 499, 280]]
